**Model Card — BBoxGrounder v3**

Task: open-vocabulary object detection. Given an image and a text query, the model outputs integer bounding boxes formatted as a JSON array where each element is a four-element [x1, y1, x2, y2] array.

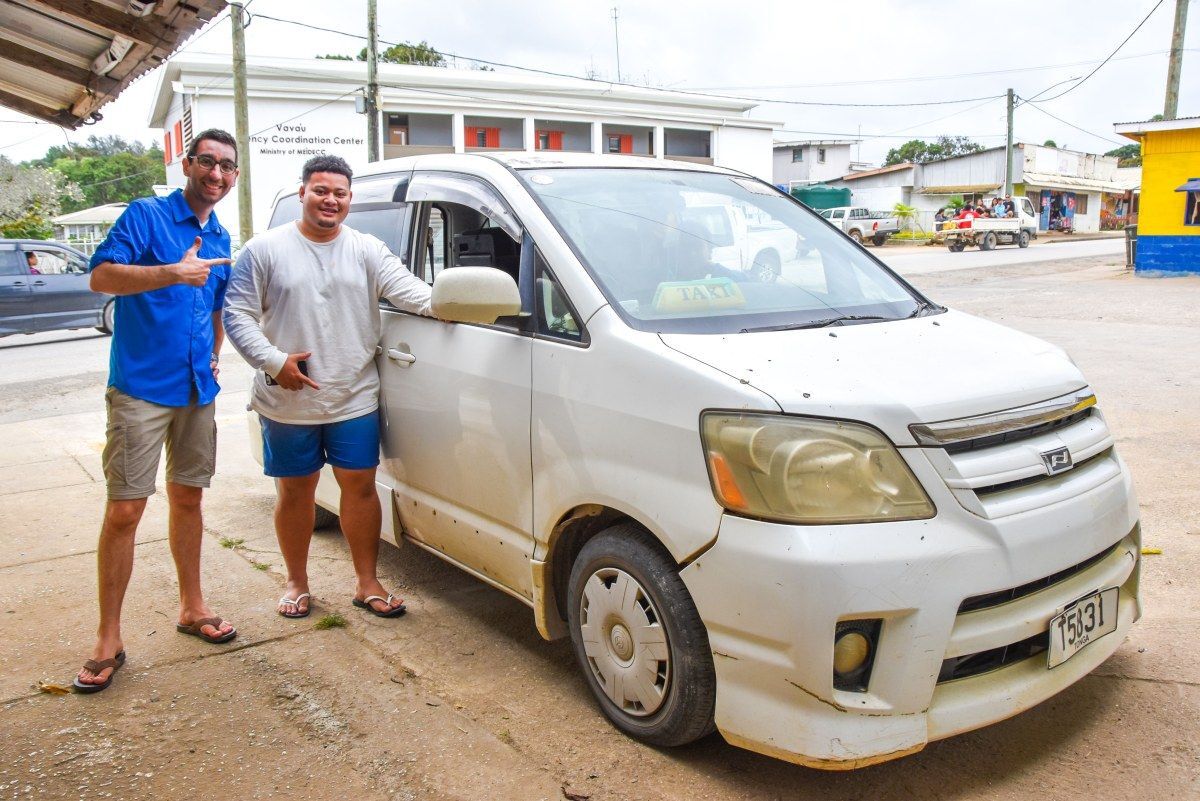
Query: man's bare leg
[[167, 482, 233, 638], [334, 466, 403, 613], [275, 473, 319, 615], [77, 499, 145, 686]]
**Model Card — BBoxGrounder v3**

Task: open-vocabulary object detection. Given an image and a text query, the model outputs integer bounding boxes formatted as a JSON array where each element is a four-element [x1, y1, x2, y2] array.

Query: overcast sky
[[1, 0, 1196, 166]]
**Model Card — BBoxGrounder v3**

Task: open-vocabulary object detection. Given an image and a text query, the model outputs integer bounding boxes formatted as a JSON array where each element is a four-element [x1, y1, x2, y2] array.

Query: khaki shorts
[[102, 387, 217, 500]]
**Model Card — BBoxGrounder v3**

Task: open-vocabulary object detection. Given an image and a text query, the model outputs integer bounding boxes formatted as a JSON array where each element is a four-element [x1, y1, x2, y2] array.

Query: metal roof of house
[[1021, 172, 1128, 194], [52, 202, 128, 225], [840, 162, 914, 181], [916, 183, 1001, 195], [0, 0, 225, 128], [1114, 115, 1200, 140]]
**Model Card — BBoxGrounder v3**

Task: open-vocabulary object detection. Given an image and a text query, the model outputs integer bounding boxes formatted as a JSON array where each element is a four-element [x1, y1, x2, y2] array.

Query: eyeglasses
[[189, 154, 238, 175]]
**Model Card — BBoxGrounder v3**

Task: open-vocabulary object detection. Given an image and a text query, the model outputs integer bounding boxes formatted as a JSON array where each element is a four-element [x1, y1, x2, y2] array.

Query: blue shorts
[[260, 410, 381, 477]]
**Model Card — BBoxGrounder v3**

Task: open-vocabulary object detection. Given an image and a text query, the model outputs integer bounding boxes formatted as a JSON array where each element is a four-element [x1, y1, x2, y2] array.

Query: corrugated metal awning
[[1022, 172, 1127, 194], [1175, 178, 1200, 192], [916, 184, 1000, 195], [0, 0, 226, 129]]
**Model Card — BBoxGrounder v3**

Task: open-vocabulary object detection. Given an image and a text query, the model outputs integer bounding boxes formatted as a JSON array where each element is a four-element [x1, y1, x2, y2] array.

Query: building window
[[173, 121, 183, 157], [792, 148, 803, 162], [465, 126, 500, 148], [818, 147, 826, 164], [1187, 190, 1200, 226], [1075, 194, 1089, 215], [536, 130, 564, 151], [163, 132, 171, 164]]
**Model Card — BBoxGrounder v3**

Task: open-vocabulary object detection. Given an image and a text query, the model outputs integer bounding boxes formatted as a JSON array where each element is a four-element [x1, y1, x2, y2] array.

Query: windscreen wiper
[[740, 315, 895, 333]]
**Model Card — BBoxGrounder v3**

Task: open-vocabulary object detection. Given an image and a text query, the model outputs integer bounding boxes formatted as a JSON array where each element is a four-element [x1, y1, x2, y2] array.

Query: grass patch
[[892, 231, 935, 241], [251, 561, 269, 571], [314, 613, 347, 630], [219, 536, 245, 549]]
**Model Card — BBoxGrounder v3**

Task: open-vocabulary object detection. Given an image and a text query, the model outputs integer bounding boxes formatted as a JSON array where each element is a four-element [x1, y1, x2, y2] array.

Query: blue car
[[0, 239, 113, 337]]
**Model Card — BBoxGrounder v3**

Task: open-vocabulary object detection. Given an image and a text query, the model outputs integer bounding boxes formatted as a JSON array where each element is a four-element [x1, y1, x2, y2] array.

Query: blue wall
[[1136, 235, 1200, 274]]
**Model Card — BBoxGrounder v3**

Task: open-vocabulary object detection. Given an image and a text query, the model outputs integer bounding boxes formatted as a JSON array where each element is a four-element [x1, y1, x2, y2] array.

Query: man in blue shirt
[[75, 129, 239, 693]]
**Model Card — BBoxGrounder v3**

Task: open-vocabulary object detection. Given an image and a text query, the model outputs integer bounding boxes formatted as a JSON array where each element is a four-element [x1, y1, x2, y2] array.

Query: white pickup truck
[[255, 153, 1140, 770], [683, 198, 799, 282], [937, 196, 1041, 251], [819, 206, 901, 246]]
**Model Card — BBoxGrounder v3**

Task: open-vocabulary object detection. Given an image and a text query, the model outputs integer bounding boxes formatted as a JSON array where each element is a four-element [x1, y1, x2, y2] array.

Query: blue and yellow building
[[1113, 116, 1200, 274]]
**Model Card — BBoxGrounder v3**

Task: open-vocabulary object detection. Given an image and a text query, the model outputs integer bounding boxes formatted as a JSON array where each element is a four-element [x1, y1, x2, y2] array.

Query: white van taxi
[[253, 152, 1140, 769]]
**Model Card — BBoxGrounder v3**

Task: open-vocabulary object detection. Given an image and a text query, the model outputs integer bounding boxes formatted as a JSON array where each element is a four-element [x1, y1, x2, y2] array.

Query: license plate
[[1047, 587, 1119, 669]]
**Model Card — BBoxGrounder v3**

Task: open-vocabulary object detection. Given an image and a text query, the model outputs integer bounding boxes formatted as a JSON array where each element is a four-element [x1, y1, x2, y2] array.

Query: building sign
[[249, 123, 365, 158]]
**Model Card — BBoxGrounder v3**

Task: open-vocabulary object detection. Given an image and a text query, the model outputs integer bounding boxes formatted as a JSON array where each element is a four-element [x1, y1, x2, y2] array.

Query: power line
[[1029, 0, 1168, 103], [1017, 99, 1130, 148], [248, 12, 1005, 109]]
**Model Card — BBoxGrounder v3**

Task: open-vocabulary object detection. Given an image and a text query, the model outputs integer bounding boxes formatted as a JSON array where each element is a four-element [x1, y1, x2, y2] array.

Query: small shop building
[[1113, 116, 1200, 274]]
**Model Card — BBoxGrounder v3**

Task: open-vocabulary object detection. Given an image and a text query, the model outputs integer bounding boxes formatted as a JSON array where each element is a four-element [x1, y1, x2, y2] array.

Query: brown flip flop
[[175, 616, 237, 644], [73, 651, 126, 694]]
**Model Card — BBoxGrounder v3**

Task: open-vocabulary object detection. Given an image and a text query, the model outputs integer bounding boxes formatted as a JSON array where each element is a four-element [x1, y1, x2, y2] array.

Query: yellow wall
[[1139, 129, 1200, 236]]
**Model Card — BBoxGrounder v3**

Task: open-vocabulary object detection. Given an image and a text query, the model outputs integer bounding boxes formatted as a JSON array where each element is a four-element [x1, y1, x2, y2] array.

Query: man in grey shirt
[[224, 155, 432, 619]]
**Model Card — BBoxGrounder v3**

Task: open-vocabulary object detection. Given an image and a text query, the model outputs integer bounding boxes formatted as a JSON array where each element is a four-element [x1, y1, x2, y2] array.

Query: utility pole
[[230, 1, 252, 245], [611, 7, 621, 82], [1164, 0, 1190, 119], [1005, 87, 1015, 196], [366, 0, 380, 162]]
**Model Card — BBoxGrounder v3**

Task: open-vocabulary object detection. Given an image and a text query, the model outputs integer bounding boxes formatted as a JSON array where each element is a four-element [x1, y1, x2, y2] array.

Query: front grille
[[941, 408, 1092, 455], [957, 543, 1118, 614], [974, 448, 1112, 497], [938, 631, 1047, 683]]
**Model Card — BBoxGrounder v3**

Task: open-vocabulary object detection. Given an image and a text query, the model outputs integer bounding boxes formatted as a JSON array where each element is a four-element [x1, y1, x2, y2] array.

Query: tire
[[750, 250, 780, 283], [1018, 231, 1030, 248], [313, 505, 339, 530], [96, 301, 115, 335], [872, 234, 886, 247], [947, 242, 965, 253], [979, 232, 997, 251], [567, 523, 716, 747], [849, 229, 863, 244]]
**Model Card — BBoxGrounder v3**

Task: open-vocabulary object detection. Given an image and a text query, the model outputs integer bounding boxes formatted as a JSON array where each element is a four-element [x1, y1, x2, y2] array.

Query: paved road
[[874, 236, 1125, 275]]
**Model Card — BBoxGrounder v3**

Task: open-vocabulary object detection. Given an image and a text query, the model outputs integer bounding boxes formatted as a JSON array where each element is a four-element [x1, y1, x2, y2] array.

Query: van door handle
[[387, 348, 416, 367], [31, 280, 45, 286]]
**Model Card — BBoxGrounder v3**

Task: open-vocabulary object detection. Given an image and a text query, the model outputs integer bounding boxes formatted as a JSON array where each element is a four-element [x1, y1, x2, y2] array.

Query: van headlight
[[701, 412, 935, 524]]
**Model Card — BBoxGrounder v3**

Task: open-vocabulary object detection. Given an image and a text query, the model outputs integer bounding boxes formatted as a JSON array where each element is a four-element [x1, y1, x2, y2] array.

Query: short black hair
[[302, 155, 353, 185], [187, 128, 238, 162]]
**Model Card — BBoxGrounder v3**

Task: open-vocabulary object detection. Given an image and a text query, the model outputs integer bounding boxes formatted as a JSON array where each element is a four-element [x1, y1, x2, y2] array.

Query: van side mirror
[[431, 267, 522, 325]]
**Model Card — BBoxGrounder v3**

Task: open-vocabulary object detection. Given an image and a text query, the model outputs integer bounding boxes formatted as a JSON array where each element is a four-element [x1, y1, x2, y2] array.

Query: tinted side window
[[268, 193, 301, 229], [344, 204, 412, 259], [0, 250, 25, 276]]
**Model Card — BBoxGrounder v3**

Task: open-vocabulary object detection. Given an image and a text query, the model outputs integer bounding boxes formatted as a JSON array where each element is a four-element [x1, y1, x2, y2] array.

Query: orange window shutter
[[619, 134, 633, 153], [173, 121, 183, 156], [465, 125, 479, 146], [549, 131, 564, 151], [163, 133, 171, 163], [485, 128, 500, 148]]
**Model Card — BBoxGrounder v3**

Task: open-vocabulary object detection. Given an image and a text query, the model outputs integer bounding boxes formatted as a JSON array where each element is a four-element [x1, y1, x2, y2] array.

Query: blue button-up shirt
[[90, 189, 231, 407]]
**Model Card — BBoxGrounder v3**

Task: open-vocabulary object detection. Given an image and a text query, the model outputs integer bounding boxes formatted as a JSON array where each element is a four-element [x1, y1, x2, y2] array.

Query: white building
[[771, 139, 865, 188], [51, 203, 128, 254], [826, 144, 1128, 233], [149, 55, 777, 241]]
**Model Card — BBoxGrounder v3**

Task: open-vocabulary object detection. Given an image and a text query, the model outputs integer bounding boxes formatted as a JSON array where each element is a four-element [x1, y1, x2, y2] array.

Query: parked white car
[[254, 153, 1141, 769], [818, 206, 901, 246]]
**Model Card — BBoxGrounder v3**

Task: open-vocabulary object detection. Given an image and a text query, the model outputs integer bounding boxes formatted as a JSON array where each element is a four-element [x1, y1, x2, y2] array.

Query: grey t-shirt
[[223, 222, 432, 424]]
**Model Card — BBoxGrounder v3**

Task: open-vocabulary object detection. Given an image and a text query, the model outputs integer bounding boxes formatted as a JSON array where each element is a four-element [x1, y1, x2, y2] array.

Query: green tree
[[1043, 139, 1058, 148], [0, 156, 81, 239], [316, 54, 353, 60], [27, 135, 165, 213], [893, 201, 920, 232], [883, 136, 985, 166], [1105, 143, 1142, 167], [318, 41, 447, 66]]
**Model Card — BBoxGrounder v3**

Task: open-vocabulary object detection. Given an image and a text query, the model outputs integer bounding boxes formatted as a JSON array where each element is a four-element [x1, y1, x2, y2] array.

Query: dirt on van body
[[1, 256, 1197, 800]]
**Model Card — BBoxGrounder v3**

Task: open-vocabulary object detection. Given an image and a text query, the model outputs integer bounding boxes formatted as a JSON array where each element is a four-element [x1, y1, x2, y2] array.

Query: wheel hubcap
[[579, 567, 670, 717]]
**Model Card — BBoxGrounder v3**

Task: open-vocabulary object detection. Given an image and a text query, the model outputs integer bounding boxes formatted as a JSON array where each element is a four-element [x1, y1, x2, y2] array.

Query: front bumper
[[679, 456, 1140, 769]]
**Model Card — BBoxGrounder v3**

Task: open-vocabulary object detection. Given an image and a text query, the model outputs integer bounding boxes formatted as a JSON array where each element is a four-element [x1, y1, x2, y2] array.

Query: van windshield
[[521, 168, 931, 334]]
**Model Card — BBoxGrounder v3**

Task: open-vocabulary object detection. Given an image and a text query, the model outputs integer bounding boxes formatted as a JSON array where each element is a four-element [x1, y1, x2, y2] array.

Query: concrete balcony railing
[[665, 154, 714, 165]]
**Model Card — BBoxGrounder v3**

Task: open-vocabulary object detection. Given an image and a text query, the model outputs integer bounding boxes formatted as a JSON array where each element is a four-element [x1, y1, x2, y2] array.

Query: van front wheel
[[567, 524, 716, 747]]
